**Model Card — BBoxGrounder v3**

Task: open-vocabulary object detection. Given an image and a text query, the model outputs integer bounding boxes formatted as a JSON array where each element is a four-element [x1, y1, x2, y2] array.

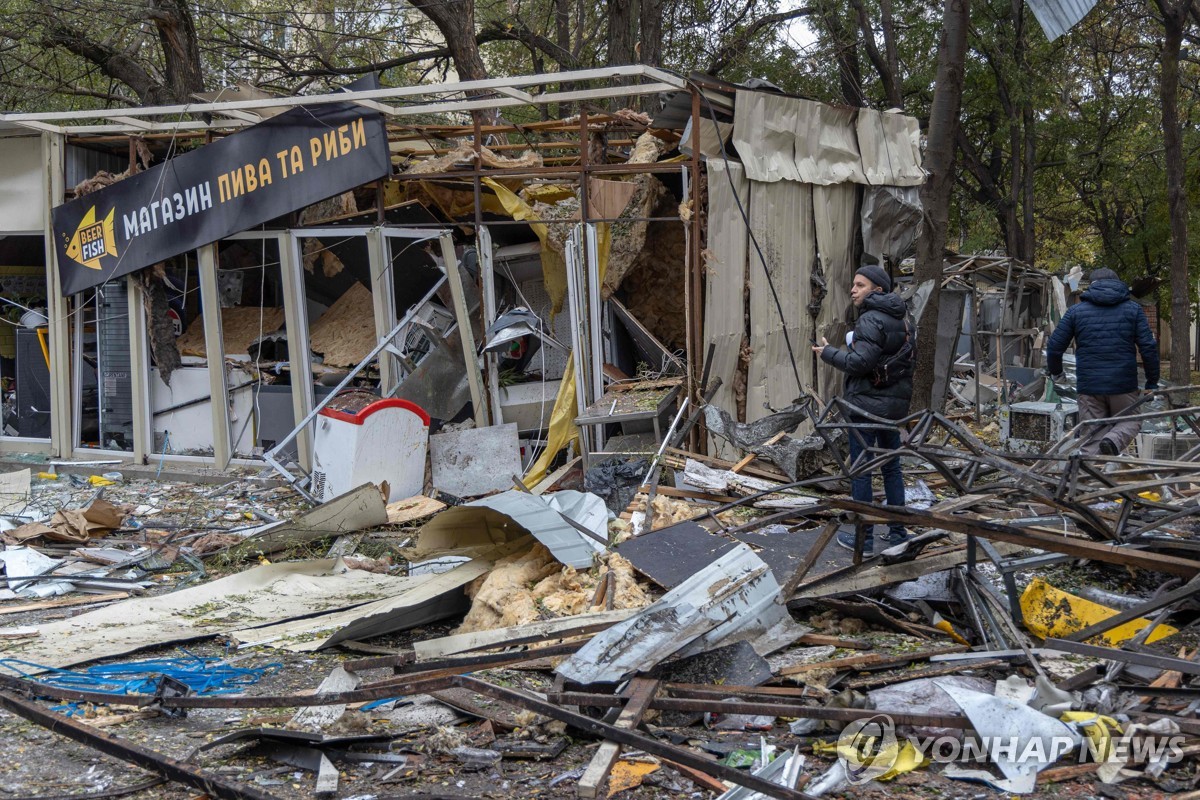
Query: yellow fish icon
[[64, 206, 118, 270]]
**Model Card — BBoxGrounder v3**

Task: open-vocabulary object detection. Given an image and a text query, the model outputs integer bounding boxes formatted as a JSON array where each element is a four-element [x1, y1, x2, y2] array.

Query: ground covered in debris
[[2, 403, 1200, 800]]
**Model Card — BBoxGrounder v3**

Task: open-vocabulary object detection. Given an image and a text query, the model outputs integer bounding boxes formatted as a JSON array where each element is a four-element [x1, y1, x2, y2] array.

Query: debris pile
[[0, 385, 1198, 800]]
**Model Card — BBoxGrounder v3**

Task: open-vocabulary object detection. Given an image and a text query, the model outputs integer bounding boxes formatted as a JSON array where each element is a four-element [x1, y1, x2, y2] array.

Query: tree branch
[[705, 7, 815, 75]]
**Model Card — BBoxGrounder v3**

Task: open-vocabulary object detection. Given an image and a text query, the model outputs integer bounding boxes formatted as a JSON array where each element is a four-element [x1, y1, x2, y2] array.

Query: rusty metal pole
[[687, 88, 704, 452], [0, 690, 282, 800]]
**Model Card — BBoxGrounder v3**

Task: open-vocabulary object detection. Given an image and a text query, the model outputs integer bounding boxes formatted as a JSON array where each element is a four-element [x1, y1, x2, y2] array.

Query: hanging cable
[[680, 73, 805, 394]]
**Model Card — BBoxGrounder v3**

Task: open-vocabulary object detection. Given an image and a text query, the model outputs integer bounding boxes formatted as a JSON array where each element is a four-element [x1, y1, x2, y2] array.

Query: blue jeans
[[848, 418, 907, 539]]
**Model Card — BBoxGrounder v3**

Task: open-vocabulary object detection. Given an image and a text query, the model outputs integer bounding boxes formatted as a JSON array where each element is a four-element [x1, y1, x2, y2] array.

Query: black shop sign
[[52, 86, 390, 296]]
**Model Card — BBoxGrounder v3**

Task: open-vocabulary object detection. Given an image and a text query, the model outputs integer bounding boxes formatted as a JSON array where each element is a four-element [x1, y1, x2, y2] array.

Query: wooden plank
[[776, 645, 967, 677], [412, 608, 636, 661], [791, 542, 1024, 599], [315, 753, 339, 795], [665, 446, 790, 483], [795, 633, 871, 650], [0, 592, 128, 616], [385, 495, 447, 525], [577, 678, 659, 798], [730, 432, 786, 474], [779, 520, 838, 598], [635, 484, 739, 503], [531, 456, 582, 495]]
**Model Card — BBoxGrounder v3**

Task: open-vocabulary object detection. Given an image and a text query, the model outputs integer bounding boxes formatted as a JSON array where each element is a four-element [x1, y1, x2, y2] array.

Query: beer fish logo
[[65, 206, 118, 270]]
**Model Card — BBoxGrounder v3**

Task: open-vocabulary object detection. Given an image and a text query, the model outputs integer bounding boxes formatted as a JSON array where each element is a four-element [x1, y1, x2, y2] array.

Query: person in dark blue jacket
[[813, 261, 913, 553], [1046, 268, 1160, 455]]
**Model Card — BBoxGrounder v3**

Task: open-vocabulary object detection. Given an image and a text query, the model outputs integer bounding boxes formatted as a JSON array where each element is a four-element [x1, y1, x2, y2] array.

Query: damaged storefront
[[0, 68, 923, 489]]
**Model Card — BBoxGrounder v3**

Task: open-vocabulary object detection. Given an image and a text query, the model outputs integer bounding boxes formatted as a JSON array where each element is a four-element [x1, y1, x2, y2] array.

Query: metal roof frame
[[0, 65, 687, 136]]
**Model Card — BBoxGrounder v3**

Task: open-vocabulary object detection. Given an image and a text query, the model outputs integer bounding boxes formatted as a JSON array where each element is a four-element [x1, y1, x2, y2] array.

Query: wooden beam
[[577, 678, 660, 798]]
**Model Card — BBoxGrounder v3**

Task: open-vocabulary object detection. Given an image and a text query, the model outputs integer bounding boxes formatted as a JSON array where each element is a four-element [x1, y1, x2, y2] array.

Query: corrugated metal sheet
[[856, 109, 924, 186], [746, 180, 813, 422], [1027, 0, 1099, 42], [412, 489, 605, 568], [733, 91, 923, 187], [554, 543, 804, 684], [795, 100, 863, 184], [814, 183, 857, 403], [703, 159, 750, 459]]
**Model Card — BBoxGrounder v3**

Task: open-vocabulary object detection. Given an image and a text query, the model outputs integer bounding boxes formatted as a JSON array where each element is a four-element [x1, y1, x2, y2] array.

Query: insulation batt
[[456, 544, 651, 634]]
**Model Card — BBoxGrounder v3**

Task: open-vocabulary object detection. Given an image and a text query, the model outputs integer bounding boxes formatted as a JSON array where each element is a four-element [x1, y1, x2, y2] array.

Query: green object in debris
[[721, 749, 764, 769]]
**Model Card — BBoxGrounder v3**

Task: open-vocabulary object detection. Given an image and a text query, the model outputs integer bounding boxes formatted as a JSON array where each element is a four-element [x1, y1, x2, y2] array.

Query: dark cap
[[855, 263, 892, 293], [1089, 268, 1119, 282]]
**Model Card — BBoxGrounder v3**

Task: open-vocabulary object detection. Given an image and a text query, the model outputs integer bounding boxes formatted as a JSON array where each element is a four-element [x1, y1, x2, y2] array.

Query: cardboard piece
[[45, 499, 126, 544]]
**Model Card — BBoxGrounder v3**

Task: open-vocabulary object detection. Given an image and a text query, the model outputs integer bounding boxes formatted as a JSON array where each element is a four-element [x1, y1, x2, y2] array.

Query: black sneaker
[[1099, 439, 1119, 456], [836, 528, 872, 553]]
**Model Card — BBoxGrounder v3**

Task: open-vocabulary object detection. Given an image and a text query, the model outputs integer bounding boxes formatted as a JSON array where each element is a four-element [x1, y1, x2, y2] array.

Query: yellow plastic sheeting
[[487, 176, 614, 487], [524, 184, 576, 204], [484, 177, 570, 314], [812, 737, 928, 781], [1061, 711, 1121, 764], [1020, 577, 1177, 646], [607, 760, 660, 796]]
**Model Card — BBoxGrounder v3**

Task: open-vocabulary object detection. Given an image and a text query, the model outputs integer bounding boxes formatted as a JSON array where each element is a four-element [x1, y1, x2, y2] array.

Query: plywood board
[[308, 282, 378, 367], [176, 306, 285, 357]]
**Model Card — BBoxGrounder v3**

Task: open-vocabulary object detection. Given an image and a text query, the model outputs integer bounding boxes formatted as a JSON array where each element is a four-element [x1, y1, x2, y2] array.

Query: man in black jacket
[[813, 262, 914, 553], [1046, 268, 1160, 455]]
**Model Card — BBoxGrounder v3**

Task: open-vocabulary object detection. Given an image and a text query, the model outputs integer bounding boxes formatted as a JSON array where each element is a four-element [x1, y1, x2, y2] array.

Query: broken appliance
[[999, 401, 1078, 453], [310, 391, 430, 502]]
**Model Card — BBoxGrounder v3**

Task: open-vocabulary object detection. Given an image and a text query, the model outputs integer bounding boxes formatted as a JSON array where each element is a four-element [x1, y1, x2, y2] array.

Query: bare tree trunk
[[851, 0, 901, 107], [911, 0, 969, 413], [608, 0, 637, 65], [640, 0, 663, 67], [817, 0, 864, 105], [149, 0, 205, 100], [555, 0, 574, 115], [410, 0, 489, 83], [639, 0, 663, 111], [1159, 1, 1192, 384], [1022, 103, 1035, 265]]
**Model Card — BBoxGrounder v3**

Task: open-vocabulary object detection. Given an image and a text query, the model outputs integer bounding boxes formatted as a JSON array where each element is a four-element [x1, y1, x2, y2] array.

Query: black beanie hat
[[856, 263, 892, 293], [1089, 268, 1119, 282]]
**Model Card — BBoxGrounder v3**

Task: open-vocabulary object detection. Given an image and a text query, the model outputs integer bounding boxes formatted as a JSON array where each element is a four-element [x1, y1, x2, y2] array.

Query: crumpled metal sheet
[[861, 185, 923, 263], [703, 403, 829, 481], [935, 680, 1080, 793], [555, 543, 806, 684], [413, 489, 606, 569], [856, 110, 924, 186], [733, 92, 865, 185]]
